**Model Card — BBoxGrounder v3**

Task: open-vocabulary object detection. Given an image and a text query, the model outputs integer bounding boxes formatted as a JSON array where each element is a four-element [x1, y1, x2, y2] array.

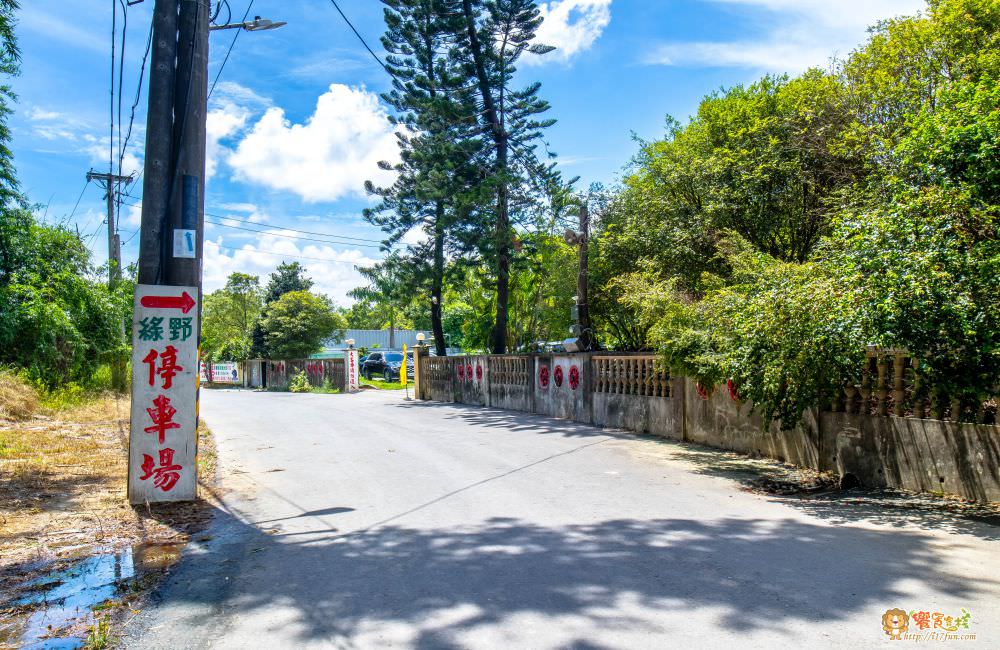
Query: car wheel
[[384, 369, 395, 381]]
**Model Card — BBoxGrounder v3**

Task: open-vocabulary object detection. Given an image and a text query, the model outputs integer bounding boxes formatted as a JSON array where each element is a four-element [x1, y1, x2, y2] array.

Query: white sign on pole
[[345, 348, 360, 392], [173, 229, 197, 258], [128, 284, 200, 504]]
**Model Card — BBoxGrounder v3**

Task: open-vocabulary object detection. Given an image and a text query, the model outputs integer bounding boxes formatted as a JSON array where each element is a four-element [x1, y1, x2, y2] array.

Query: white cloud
[[646, 0, 926, 72], [207, 104, 250, 179], [203, 232, 380, 306], [528, 0, 612, 65], [227, 84, 398, 203], [124, 202, 143, 228]]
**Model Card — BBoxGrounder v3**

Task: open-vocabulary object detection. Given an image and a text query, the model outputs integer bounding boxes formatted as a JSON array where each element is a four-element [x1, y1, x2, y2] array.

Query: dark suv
[[361, 352, 413, 381]]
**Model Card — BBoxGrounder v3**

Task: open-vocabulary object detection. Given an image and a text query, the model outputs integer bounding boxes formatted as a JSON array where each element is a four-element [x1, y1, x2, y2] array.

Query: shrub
[[289, 371, 312, 393]]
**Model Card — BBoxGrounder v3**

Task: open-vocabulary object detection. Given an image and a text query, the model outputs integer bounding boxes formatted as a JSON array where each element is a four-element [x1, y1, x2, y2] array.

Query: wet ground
[[0, 543, 184, 649]]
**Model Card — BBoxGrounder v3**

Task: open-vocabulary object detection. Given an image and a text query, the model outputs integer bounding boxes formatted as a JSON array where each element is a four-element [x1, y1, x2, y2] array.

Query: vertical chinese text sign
[[128, 285, 199, 504]]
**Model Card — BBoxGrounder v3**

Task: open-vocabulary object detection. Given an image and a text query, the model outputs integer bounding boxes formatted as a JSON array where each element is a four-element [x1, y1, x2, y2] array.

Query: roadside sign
[[346, 348, 360, 392], [128, 284, 199, 504], [173, 229, 197, 258]]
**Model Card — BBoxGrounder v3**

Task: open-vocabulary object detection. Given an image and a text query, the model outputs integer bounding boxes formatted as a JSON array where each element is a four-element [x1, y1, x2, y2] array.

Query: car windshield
[[385, 353, 404, 362]]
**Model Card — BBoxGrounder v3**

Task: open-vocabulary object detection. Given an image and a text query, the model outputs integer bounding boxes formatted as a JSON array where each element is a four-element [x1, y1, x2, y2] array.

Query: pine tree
[[366, 0, 484, 356], [457, 0, 558, 353]]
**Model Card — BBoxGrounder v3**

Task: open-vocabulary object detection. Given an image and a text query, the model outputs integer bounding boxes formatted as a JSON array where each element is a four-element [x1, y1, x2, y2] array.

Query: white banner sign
[[128, 285, 199, 504], [346, 348, 360, 392], [201, 361, 239, 384]]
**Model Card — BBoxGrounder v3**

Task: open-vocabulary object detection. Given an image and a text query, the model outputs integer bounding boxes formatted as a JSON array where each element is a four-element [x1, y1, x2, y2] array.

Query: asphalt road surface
[[125, 389, 1000, 649]]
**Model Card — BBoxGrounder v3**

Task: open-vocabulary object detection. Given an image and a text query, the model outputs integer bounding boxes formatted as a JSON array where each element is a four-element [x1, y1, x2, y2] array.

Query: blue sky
[[12, 0, 926, 304]]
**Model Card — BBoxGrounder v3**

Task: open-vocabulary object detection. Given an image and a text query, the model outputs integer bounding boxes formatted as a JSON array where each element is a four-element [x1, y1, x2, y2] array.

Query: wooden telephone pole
[[576, 200, 600, 352], [86, 169, 133, 286]]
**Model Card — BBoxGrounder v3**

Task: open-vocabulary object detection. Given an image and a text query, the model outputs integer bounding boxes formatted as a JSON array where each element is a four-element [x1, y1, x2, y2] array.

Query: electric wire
[[206, 214, 386, 243], [203, 218, 391, 250], [67, 179, 91, 223], [327, 0, 393, 78], [205, 240, 378, 263], [208, 0, 254, 100]]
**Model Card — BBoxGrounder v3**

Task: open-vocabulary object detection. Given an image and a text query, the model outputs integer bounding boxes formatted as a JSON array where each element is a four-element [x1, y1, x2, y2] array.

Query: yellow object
[[401, 344, 408, 384]]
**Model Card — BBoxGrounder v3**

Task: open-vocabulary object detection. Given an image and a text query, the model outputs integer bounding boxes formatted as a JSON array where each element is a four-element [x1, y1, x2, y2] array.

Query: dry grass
[[0, 372, 39, 421], [0, 394, 217, 571]]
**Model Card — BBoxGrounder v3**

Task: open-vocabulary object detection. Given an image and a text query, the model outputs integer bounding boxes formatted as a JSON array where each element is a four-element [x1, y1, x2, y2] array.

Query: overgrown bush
[[289, 371, 312, 393]]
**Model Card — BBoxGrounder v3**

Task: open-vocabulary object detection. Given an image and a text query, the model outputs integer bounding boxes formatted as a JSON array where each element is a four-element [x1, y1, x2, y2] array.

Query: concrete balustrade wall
[[413, 352, 1000, 502]]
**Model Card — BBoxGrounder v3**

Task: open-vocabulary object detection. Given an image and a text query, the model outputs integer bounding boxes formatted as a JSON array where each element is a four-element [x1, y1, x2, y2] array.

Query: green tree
[[0, 209, 128, 387], [260, 291, 347, 360], [202, 273, 263, 362], [252, 262, 316, 357], [457, 0, 559, 353], [0, 0, 20, 208], [367, 0, 482, 356]]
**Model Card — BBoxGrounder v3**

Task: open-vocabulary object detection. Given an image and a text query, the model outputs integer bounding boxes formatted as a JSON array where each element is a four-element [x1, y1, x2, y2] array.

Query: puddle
[[0, 543, 183, 649]]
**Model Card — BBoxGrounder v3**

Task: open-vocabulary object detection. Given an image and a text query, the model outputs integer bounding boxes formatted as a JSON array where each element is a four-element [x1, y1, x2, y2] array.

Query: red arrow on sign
[[141, 291, 196, 314]]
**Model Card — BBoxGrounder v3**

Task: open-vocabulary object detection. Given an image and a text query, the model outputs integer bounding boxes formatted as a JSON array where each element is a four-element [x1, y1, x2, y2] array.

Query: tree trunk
[[432, 201, 447, 356], [462, 0, 509, 354]]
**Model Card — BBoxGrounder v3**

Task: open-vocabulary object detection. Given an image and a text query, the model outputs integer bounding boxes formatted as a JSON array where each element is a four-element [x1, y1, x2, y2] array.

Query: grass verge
[[0, 380, 218, 648]]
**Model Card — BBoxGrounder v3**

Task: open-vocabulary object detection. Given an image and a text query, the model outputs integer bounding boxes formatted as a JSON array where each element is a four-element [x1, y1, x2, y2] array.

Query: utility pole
[[576, 200, 600, 352], [128, 0, 283, 505], [86, 169, 133, 286]]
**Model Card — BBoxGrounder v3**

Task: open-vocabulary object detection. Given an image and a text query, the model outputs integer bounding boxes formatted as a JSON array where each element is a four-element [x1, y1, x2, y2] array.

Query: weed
[[84, 613, 111, 649], [0, 370, 39, 420]]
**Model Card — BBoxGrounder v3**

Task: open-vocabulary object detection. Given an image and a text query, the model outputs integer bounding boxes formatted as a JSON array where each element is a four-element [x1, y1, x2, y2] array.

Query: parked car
[[361, 352, 414, 381]]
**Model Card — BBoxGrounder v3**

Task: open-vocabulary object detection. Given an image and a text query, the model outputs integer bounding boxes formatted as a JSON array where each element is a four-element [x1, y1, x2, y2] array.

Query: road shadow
[[669, 445, 1000, 541], [395, 400, 625, 440], [127, 502, 996, 648]]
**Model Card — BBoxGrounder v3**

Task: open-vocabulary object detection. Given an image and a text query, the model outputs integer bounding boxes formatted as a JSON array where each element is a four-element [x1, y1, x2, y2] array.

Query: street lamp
[[346, 339, 356, 349], [416, 332, 426, 344], [210, 15, 287, 32]]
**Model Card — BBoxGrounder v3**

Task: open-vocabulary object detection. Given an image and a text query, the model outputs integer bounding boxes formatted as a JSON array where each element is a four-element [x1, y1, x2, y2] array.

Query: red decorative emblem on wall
[[554, 365, 564, 388], [727, 379, 742, 402], [476, 363, 483, 382], [458, 364, 465, 380], [568, 365, 580, 390], [466, 364, 473, 382], [696, 382, 711, 400], [539, 365, 550, 388]]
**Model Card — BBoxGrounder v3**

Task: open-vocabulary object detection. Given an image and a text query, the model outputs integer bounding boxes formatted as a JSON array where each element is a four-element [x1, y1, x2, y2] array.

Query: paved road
[[127, 389, 1000, 649]]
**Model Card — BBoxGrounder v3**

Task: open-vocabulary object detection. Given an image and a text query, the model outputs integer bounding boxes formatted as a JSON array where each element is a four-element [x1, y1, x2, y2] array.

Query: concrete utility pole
[[137, 0, 208, 289], [136, 0, 178, 286], [86, 169, 133, 286]]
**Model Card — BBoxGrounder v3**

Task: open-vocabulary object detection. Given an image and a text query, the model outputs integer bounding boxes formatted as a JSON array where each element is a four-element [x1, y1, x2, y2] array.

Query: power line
[[205, 240, 373, 263], [67, 179, 92, 223], [207, 213, 386, 244], [204, 218, 390, 250], [208, 0, 254, 99], [119, 18, 153, 188], [327, 0, 393, 78]]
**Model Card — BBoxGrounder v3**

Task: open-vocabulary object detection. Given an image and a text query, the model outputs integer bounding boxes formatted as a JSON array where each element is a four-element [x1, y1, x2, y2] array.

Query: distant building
[[312, 329, 459, 359]]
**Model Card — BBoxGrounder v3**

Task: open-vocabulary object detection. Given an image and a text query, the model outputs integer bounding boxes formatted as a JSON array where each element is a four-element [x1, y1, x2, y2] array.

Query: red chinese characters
[[554, 365, 564, 388], [143, 345, 184, 389], [568, 365, 580, 390], [140, 448, 183, 492], [144, 395, 181, 444], [539, 365, 550, 389]]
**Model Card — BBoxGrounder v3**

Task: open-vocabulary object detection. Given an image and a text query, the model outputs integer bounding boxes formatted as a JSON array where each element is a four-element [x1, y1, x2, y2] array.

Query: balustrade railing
[[488, 356, 531, 388], [832, 348, 997, 424], [593, 355, 670, 397]]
